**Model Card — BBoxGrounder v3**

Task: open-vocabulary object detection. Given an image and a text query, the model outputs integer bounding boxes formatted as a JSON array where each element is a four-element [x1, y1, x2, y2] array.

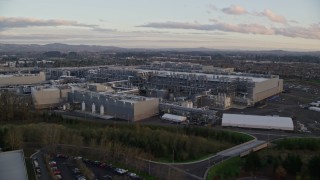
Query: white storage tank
[[92, 103, 96, 114], [100, 105, 104, 115], [82, 101, 85, 111]]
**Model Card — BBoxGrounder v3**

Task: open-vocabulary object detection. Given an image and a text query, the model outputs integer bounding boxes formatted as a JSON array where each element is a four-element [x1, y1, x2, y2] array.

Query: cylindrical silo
[[92, 103, 96, 114], [82, 101, 85, 111], [100, 105, 104, 115]]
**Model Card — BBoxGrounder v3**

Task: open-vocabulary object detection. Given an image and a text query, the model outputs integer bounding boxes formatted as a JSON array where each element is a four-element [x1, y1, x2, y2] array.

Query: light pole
[[173, 148, 175, 163]]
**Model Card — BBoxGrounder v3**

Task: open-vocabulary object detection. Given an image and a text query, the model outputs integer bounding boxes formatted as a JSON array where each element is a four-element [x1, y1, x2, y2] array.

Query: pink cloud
[[222, 5, 247, 15], [261, 9, 287, 24], [138, 21, 320, 40]]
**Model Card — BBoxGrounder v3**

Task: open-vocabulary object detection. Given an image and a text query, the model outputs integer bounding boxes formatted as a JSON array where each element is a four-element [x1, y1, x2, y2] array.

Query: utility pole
[[172, 148, 175, 163]]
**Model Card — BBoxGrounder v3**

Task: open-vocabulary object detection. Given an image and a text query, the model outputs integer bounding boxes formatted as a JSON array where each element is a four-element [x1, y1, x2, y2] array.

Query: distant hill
[[0, 43, 319, 56], [0, 43, 126, 53]]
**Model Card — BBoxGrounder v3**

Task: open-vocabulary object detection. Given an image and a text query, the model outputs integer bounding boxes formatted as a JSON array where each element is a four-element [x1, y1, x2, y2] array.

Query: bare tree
[[6, 126, 23, 150]]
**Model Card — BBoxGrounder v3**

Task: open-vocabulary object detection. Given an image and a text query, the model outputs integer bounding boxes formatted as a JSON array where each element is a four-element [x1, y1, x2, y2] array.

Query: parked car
[[35, 167, 41, 174], [73, 168, 80, 174], [56, 153, 68, 158], [55, 174, 62, 179], [53, 170, 61, 175]]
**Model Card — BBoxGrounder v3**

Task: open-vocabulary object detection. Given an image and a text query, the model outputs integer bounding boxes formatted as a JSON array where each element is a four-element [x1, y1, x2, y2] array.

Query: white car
[[55, 174, 62, 179]]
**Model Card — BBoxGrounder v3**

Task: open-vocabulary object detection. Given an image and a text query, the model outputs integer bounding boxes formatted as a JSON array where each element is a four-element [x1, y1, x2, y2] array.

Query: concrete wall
[[0, 72, 45, 86], [32, 87, 61, 109], [252, 77, 283, 103], [60, 88, 72, 101], [133, 98, 159, 121]]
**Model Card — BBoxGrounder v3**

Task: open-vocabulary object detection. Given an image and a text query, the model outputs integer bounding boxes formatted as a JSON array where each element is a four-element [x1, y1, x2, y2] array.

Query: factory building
[[69, 91, 159, 121], [0, 72, 45, 86], [222, 113, 294, 131], [31, 85, 72, 109], [139, 61, 234, 73], [139, 70, 283, 107], [91, 66, 283, 109]]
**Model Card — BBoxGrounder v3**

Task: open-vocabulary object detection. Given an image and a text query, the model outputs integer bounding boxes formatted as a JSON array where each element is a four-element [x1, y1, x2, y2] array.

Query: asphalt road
[[53, 157, 77, 180], [170, 140, 267, 179], [31, 151, 50, 180], [84, 161, 126, 180]]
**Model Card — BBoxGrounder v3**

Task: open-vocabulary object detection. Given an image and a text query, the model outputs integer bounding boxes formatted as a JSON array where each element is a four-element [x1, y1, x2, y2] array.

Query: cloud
[[289, 20, 299, 24], [219, 6, 289, 24], [0, 16, 98, 30], [209, 19, 218, 23], [138, 21, 273, 35], [208, 4, 217, 11], [260, 9, 287, 24], [274, 24, 320, 39], [222, 5, 247, 15], [91, 27, 116, 32], [138, 21, 320, 40]]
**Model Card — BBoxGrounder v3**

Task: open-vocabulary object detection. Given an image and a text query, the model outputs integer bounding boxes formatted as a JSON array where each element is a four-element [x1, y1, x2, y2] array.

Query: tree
[[275, 166, 287, 179], [42, 124, 64, 147], [0, 92, 32, 121], [6, 126, 23, 150], [283, 154, 302, 175], [244, 152, 261, 171], [308, 155, 320, 178]]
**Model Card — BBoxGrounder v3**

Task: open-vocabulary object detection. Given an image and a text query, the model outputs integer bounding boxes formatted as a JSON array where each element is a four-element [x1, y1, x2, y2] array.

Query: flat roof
[[162, 113, 187, 122], [0, 149, 28, 180], [222, 113, 294, 131], [137, 69, 270, 83]]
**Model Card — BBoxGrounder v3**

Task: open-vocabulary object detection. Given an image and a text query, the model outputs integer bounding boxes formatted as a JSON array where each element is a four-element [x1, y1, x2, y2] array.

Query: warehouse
[[69, 90, 159, 121], [222, 113, 294, 131], [0, 150, 28, 180]]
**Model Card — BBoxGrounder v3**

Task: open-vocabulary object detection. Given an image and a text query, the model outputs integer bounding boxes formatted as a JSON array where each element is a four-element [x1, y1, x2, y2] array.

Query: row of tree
[[0, 123, 251, 162], [0, 92, 33, 121], [275, 138, 320, 150], [244, 152, 320, 179]]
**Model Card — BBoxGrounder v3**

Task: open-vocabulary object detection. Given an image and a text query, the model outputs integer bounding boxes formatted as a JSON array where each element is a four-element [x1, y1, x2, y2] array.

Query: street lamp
[[172, 148, 175, 163]]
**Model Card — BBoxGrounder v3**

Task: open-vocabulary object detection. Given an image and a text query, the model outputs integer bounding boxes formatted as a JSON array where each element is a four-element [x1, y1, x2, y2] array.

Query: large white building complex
[[2, 61, 284, 123]]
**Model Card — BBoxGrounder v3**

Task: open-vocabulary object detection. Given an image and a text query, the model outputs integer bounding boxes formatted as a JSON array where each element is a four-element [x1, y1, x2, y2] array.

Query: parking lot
[[36, 153, 143, 180]]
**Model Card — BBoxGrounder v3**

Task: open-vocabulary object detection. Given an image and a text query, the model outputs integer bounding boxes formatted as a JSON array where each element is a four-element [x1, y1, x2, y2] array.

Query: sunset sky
[[0, 0, 319, 51]]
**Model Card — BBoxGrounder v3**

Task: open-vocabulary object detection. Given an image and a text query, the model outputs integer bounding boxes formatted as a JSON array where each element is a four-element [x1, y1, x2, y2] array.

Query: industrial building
[[0, 72, 45, 86], [31, 85, 72, 109], [69, 90, 159, 121], [0, 150, 28, 180], [222, 113, 294, 131], [25, 63, 283, 123], [16, 61, 283, 109], [139, 61, 234, 73], [159, 103, 217, 123], [92, 66, 283, 109]]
